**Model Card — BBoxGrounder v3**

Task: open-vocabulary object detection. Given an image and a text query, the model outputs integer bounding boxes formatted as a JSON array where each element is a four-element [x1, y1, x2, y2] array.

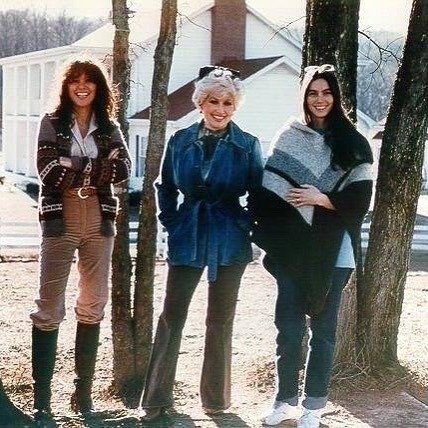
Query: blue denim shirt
[[156, 121, 264, 281]]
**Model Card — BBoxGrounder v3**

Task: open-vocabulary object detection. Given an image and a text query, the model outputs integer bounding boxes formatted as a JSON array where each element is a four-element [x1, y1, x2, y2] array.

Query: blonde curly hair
[[192, 67, 245, 110]]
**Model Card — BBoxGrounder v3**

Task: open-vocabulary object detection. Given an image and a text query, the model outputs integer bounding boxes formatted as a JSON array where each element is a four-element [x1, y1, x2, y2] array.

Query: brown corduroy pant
[[30, 193, 114, 331]]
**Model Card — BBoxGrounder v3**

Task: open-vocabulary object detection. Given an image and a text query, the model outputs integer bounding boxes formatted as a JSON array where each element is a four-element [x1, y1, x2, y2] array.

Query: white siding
[[423, 142, 428, 189], [3, 119, 16, 172], [234, 63, 300, 156], [43, 61, 57, 105], [16, 120, 28, 173], [17, 66, 28, 115], [128, 10, 212, 117], [27, 120, 38, 177], [246, 13, 301, 69], [3, 67, 15, 115], [168, 11, 211, 93], [30, 64, 41, 116], [128, 43, 156, 117]]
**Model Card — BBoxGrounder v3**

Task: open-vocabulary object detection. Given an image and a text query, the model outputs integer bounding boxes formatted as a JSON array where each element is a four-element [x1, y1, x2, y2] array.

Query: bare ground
[[0, 185, 428, 427], [0, 259, 427, 428]]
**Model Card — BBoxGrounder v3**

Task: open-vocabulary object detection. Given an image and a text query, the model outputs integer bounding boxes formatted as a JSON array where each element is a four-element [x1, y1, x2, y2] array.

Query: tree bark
[[302, 0, 360, 121], [111, 0, 133, 395], [302, 0, 361, 366], [0, 379, 32, 424], [359, 0, 428, 370], [133, 0, 178, 392]]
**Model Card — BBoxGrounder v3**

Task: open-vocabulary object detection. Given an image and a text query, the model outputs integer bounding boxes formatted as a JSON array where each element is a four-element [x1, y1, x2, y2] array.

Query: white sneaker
[[297, 407, 323, 428], [261, 401, 299, 426]]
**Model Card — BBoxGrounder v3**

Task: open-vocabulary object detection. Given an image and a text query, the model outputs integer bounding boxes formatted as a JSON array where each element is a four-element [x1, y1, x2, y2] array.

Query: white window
[[135, 135, 147, 177], [30, 64, 41, 100]]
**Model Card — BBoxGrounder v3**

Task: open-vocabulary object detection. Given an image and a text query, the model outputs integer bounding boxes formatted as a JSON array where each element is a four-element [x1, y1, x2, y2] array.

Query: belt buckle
[[77, 187, 89, 199]]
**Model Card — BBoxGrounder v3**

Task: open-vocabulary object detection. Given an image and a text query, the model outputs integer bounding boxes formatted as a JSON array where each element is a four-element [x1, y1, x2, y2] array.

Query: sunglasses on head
[[304, 64, 335, 74], [198, 65, 241, 80]]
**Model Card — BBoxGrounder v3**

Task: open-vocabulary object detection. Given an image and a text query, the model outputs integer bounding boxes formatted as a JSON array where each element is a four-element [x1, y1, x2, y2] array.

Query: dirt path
[[1, 180, 428, 427], [0, 260, 427, 427]]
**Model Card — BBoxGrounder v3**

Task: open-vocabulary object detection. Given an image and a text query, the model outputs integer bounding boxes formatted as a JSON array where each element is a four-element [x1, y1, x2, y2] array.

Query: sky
[[0, 0, 413, 35]]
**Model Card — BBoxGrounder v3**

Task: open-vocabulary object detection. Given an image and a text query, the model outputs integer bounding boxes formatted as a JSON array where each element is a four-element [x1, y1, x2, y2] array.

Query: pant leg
[[200, 264, 246, 410], [30, 197, 82, 330], [74, 195, 114, 324], [303, 268, 352, 409], [141, 265, 203, 409], [274, 268, 307, 405]]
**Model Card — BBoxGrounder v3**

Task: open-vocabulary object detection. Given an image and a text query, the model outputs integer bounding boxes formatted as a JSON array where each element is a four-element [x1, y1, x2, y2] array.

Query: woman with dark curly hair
[[30, 55, 131, 424]]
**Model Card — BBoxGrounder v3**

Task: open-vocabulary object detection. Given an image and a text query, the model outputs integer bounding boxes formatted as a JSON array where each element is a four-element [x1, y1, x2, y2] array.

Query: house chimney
[[211, 0, 246, 65]]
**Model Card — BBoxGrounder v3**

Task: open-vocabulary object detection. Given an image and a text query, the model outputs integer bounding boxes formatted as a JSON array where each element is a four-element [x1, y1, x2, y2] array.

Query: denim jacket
[[156, 121, 264, 281]]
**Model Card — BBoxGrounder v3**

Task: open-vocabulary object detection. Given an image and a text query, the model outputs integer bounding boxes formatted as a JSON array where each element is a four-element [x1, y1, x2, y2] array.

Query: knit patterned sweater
[[36, 114, 132, 236]]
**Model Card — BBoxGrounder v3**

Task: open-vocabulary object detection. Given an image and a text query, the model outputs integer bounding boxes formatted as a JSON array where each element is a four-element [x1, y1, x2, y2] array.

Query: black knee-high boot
[[0, 378, 33, 426], [32, 326, 58, 424], [70, 322, 100, 414]]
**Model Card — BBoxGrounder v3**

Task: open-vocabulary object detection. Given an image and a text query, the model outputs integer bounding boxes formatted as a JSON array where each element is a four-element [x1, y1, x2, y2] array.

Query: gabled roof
[[0, 1, 301, 66], [73, 1, 215, 49], [131, 56, 282, 121], [0, 1, 215, 64]]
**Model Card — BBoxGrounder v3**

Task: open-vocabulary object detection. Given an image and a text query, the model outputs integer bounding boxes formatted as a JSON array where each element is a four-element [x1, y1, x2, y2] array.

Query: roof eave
[[0, 45, 111, 66]]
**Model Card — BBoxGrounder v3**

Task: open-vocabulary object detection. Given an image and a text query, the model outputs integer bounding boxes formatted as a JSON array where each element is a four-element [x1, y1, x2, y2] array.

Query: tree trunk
[[0, 379, 32, 423], [111, 0, 133, 395], [302, 0, 361, 366], [359, 0, 428, 370], [133, 0, 178, 393]]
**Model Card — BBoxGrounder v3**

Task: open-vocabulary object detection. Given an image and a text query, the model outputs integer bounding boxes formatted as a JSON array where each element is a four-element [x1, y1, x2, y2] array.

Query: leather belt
[[65, 187, 98, 199]]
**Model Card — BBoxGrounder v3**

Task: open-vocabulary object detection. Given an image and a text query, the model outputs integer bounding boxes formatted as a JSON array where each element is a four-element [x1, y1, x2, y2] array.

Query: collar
[[183, 121, 251, 152], [71, 113, 98, 141]]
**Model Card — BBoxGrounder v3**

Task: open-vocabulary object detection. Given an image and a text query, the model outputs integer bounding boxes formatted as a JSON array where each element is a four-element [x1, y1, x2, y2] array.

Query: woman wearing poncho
[[253, 65, 373, 428]]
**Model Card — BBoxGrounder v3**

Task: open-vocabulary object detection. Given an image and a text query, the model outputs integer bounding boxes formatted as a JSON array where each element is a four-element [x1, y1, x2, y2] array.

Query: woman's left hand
[[108, 148, 120, 160], [286, 184, 335, 209], [59, 156, 72, 168]]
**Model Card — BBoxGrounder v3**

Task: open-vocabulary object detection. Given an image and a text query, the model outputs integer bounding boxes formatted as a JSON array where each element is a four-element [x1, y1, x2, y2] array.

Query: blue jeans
[[274, 267, 352, 409]]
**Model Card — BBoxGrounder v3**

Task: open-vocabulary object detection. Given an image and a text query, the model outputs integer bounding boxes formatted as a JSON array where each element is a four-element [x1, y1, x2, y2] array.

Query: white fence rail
[[1, 222, 428, 255], [0, 221, 168, 258]]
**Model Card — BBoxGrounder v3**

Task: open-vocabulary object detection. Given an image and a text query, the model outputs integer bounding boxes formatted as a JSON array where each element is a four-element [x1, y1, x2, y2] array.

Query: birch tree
[[133, 0, 177, 387], [111, 0, 134, 397], [110, 0, 177, 402]]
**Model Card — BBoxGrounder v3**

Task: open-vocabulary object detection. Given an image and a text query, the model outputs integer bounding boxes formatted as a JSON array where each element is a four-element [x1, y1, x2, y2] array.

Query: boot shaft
[[72, 322, 100, 414], [75, 322, 100, 382], [31, 326, 59, 412]]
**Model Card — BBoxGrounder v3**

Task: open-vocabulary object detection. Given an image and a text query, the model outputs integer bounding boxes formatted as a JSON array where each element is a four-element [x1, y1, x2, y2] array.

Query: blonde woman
[[139, 65, 264, 421]]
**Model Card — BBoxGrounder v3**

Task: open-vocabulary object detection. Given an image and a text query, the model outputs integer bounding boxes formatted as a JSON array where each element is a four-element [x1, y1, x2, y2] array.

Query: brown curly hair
[[50, 55, 118, 134]]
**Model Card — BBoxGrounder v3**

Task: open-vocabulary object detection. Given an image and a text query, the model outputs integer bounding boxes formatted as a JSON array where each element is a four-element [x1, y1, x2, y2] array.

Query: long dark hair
[[50, 56, 118, 134], [302, 66, 373, 169]]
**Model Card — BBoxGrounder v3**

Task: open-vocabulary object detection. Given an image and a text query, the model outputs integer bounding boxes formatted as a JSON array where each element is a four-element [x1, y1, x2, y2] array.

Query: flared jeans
[[274, 267, 352, 410], [141, 263, 246, 411]]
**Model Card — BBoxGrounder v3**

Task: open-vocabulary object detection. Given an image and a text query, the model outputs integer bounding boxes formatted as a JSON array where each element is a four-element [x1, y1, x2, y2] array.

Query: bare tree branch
[[358, 30, 402, 72]]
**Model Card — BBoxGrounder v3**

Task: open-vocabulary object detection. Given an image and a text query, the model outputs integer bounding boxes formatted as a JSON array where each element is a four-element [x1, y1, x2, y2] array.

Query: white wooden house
[[371, 119, 428, 190], [0, 0, 376, 190]]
